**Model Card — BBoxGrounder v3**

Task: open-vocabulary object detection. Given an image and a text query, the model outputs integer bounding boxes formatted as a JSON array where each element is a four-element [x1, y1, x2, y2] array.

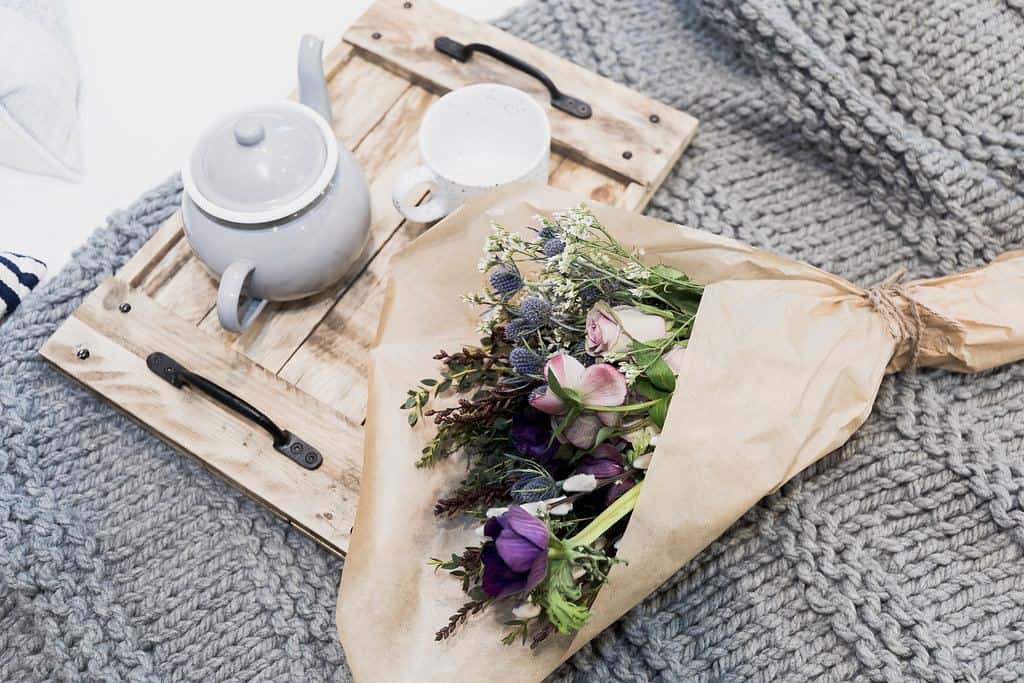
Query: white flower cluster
[[556, 205, 597, 239], [475, 307, 501, 335], [619, 362, 643, 385]]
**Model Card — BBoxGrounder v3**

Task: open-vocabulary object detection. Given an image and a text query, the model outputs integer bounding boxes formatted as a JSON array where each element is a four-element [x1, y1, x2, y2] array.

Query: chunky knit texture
[[4, 0, 1024, 680]]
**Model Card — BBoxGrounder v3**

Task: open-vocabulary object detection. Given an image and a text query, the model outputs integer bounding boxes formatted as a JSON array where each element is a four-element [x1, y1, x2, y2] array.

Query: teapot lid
[[182, 101, 338, 224]]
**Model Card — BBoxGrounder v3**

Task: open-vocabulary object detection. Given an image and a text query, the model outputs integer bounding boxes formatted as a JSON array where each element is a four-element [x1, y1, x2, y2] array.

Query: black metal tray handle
[[434, 36, 592, 119], [147, 352, 322, 470]]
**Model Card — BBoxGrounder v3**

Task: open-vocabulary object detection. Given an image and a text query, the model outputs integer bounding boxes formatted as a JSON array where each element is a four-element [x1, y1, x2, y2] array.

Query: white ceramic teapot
[[181, 35, 371, 332]]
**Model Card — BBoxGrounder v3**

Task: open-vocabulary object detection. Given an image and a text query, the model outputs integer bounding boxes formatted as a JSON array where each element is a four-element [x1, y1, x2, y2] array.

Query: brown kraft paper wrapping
[[337, 184, 1024, 682]]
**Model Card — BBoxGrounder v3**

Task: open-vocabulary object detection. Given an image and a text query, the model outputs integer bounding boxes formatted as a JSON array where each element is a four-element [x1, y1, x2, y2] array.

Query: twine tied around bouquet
[[864, 269, 965, 370]]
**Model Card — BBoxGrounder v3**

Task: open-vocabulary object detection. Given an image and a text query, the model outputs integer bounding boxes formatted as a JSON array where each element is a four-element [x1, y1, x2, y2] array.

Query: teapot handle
[[217, 259, 268, 333]]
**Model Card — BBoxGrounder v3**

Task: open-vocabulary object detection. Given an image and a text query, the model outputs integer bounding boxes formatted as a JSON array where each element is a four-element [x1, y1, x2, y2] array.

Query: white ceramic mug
[[392, 83, 550, 223]]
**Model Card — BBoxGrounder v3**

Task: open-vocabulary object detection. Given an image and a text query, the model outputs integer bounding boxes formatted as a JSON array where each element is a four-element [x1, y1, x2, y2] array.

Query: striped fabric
[[0, 252, 46, 320]]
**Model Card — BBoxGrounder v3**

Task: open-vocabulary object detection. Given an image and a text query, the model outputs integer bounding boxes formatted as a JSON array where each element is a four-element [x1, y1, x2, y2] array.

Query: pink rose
[[529, 352, 627, 450], [585, 302, 667, 356], [528, 352, 627, 415]]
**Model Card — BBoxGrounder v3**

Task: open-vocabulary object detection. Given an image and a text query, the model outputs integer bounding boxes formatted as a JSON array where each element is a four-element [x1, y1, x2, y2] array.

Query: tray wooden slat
[[348, 0, 698, 190], [40, 0, 697, 557]]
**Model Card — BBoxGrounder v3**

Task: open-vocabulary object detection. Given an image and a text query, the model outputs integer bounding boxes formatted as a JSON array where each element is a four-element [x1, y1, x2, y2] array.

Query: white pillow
[[0, 0, 82, 181]]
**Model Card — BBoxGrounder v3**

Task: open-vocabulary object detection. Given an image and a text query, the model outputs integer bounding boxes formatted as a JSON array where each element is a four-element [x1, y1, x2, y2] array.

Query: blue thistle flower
[[509, 346, 543, 375], [542, 238, 565, 258], [537, 225, 559, 241], [579, 284, 602, 305], [518, 296, 550, 325], [489, 266, 522, 295], [504, 318, 534, 341]]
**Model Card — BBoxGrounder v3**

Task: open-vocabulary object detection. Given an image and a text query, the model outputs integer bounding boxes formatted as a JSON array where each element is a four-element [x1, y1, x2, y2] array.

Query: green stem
[[582, 398, 663, 413], [565, 480, 644, 548]]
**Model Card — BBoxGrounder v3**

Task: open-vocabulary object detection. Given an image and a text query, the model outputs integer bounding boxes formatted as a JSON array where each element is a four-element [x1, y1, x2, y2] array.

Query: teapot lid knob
[[233, 118, 265, 146]]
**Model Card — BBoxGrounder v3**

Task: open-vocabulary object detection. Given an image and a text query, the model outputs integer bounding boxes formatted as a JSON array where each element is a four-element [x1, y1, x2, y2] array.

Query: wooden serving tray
[[40, 0, 698, 556]]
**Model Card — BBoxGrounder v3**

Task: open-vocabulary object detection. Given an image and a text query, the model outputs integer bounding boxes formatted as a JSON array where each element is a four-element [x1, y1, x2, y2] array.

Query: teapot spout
[[298, 34, 333, 125]]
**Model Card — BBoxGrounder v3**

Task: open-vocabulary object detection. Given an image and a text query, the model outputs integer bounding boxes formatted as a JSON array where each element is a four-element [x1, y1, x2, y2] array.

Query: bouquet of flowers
[[402, 207, 701, 645], [337, 185, 1024, 683]]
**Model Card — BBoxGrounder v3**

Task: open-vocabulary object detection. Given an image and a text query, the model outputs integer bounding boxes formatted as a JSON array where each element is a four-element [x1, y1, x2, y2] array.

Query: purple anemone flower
[[510, 410, 559, 464], [481, 506, 550, 598], [575, 443, 625, 479]]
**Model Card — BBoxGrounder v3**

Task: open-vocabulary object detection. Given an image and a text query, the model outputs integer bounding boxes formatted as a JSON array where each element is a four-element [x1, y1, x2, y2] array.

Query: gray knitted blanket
[[4, 0, 1024, 680]]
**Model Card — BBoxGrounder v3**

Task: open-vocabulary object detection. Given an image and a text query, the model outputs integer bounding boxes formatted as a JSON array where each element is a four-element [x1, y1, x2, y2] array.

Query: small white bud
[[562, 474, 598, 492], [549, 501, 574, 516], [520, 501, 548, 516], [485, 507, 508, 518], [571, 567, 586, 581], [633, 452, 653, 469], [512, 601, 542, 619]]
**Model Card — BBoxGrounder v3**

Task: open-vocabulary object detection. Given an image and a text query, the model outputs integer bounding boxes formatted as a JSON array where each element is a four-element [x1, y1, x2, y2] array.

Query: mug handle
[[392, 165, 449, 223], [217, 259, 268, 333]]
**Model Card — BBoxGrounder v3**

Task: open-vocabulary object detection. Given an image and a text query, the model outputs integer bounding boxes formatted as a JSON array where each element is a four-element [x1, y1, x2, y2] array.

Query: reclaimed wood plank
[[42, 279, 361, 554], [346, 0, 698, 189], [117, 212, 186, 288], [549, 158, 628, 207]]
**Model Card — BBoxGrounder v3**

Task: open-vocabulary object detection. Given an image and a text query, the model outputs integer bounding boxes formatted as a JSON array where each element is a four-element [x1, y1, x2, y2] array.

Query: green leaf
[[628, 429, 651, 462], [408, 413, 419, 427], [591, 425, 618, 449], [651, 263, 688, 282], [420, 378, 437, 387], [550, 406, 580, 444], [649, 397, 669, 429], [546, 367, 580, 405], [633, 378, 669, 401], [646, 357, 676, 393], [538, 559, 590, 635]]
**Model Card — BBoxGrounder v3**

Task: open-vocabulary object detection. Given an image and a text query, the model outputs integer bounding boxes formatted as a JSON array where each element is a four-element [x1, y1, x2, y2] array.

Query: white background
[[0, 0, 524, 275]]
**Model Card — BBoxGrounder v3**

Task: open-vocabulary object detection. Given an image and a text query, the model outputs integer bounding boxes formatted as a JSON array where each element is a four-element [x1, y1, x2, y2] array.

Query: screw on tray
[[119, 302, 132, 313], [622, 150, 633, 159], [649, 114, 660, 124], [76, 348, 90, 360], [372, 31, 382, 40]]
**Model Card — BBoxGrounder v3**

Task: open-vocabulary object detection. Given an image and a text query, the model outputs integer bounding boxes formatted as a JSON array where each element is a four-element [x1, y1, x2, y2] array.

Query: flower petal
[[544, 352, 585, 390], [529, 385, 567, 415], [503, 505, 549, 549], [497, 532, 545, 572], [483, 517, 504, 539], [481, 543, 527, 598], [564, 413, 602, 449], [576, 454, 624, 479], [578, 364, 627, 407], [615, 306, 667, 343], [524, 552, 549, 593]]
